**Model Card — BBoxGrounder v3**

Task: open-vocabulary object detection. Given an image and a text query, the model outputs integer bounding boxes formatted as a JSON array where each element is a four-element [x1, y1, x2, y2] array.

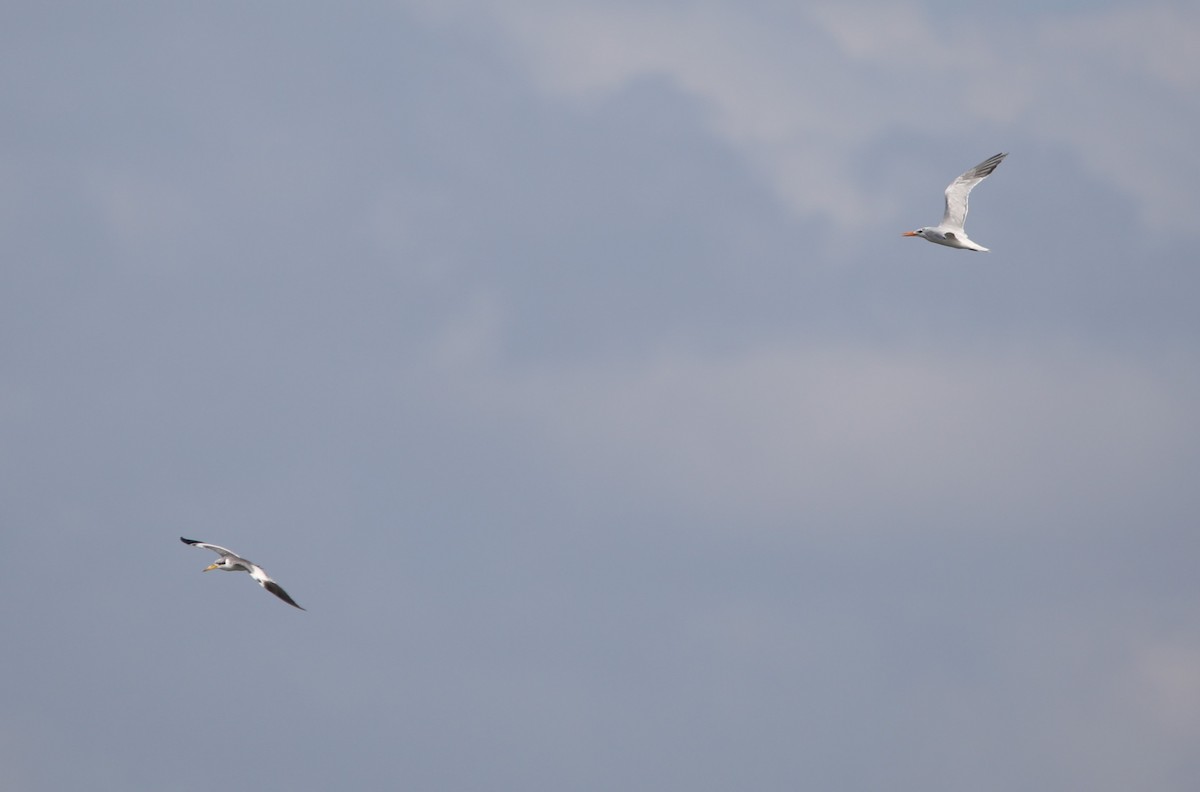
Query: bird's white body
[[904, 153, 1007, 252], [909, 226, 990, 252]]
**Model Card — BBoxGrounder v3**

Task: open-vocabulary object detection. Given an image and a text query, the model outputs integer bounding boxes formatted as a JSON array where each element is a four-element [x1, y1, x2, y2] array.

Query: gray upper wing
[[180, 536, 238, 557], [941, 152, 1007, 230]]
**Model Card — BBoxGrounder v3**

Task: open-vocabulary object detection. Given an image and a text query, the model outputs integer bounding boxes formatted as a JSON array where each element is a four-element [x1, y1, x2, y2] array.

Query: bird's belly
[[930, 231, 975, 250]]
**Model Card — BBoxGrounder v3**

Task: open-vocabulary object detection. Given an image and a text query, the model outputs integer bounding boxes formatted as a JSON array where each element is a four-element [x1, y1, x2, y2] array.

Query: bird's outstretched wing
[[941, 152, 1007, 231], [180, 537, 237, 557], [249, 564, 306, 610], [262, 580, 305, 610]]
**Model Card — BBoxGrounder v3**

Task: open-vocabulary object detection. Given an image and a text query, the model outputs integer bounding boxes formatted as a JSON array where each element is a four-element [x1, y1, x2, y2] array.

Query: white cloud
[[403, 0, 1200, 234]]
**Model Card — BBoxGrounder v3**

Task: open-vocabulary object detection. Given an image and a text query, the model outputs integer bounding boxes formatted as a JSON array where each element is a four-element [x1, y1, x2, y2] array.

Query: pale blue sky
[[2, 2, 1199, 790]]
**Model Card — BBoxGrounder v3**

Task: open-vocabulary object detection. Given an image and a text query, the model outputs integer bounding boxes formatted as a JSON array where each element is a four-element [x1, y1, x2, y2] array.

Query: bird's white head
[[203, 557, 232, 572], [902, 228, 928, 238]]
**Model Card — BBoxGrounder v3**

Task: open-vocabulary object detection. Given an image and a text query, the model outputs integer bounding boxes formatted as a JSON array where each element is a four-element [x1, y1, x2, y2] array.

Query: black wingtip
[[264, 580, 306, 610], [180, 537, 197, 545]]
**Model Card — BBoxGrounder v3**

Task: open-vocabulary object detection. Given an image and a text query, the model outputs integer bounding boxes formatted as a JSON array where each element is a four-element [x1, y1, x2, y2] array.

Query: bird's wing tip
[[263, 580, 305, 610]]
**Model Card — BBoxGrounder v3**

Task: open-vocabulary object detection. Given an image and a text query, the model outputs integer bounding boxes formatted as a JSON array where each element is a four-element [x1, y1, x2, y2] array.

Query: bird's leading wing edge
[[180, 537, 237, 557]]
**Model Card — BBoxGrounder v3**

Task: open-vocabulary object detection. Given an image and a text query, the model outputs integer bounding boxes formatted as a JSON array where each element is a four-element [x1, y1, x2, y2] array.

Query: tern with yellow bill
[[181, 537, 305, 610]]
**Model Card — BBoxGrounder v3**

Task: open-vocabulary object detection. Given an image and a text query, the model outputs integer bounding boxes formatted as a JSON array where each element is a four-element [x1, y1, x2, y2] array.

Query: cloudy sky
[[3, 1, 1199, 789]]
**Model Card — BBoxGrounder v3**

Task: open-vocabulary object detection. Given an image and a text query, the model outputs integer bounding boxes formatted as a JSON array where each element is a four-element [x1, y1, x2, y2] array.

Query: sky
[[2, 1, 1199, 789]]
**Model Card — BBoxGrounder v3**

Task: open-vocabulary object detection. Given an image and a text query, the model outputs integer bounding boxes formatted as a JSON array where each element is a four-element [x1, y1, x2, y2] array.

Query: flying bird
[[180, 537, 305, 610], [903, 152, 1007, 251]]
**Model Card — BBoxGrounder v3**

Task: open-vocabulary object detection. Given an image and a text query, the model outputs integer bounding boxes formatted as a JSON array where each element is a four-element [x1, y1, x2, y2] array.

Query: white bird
[[903, 152, 1007, 251], [181, 537, 305, 610]]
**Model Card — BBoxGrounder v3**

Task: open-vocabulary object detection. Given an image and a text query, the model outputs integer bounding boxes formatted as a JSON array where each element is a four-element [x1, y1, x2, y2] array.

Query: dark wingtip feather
[[264, 580, 306, 610], [976, 152, 1008, 176], [180, 537, 198, 545]]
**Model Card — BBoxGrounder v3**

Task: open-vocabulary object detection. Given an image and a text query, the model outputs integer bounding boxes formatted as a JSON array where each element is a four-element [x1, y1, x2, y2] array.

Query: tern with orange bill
[[904, 153, 1007, 251]]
